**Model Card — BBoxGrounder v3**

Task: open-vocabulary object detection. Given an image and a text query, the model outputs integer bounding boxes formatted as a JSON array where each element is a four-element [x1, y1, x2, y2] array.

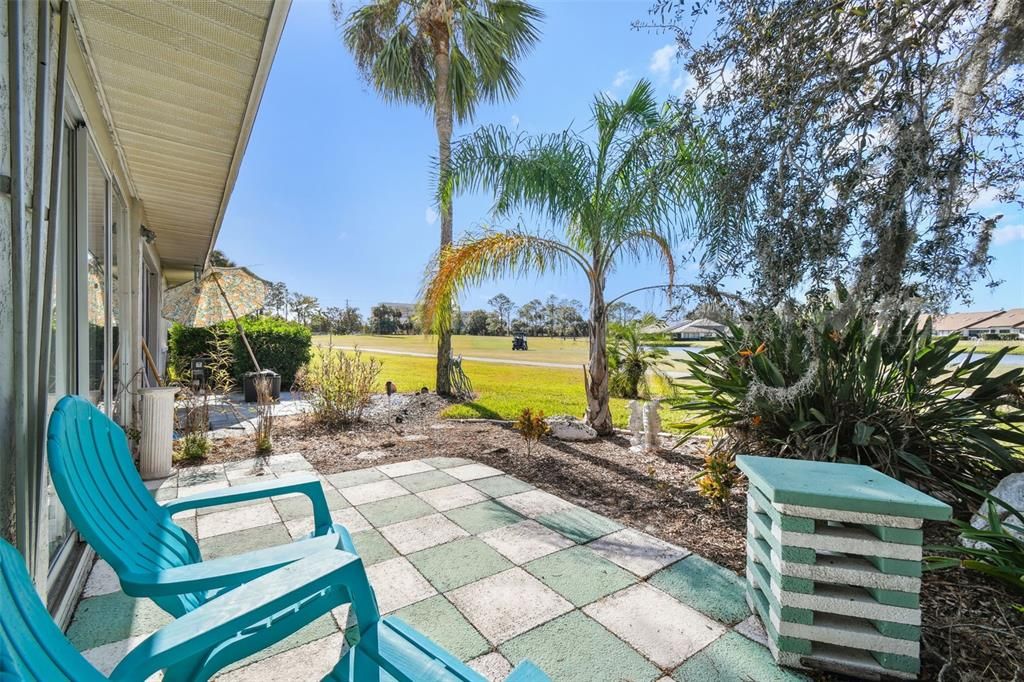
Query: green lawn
[[953, 340, 1024, 356], [347, 349, 693, 431], [314, 333, 592, 365]]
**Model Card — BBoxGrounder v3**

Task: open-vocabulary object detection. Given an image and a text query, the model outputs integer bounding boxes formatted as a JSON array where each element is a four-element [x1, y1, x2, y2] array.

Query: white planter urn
[[139, 387, 179, 480]]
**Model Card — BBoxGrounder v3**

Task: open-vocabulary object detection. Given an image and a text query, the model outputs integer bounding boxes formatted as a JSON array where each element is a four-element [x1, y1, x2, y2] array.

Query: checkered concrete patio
[[68, 453, 808, 681]]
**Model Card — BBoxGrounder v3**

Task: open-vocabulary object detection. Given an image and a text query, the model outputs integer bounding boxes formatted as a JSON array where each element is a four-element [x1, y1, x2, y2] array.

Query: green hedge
[[168, 317, 311, 388]]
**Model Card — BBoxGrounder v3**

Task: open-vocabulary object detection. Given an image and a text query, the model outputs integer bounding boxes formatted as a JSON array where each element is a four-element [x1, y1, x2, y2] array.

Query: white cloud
[[612, 69, 631, 89], [993, 223, 1024, 245], [973, 187, 1004, 210], [511, 114, 520, 128], [649, 44, 676, 77], [425, 207, 438, 225]]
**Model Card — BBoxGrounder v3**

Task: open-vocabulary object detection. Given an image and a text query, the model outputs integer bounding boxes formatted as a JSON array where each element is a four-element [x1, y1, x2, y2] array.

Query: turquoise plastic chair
[[46, 395, 356, 619], [0, 539, 376, 681]]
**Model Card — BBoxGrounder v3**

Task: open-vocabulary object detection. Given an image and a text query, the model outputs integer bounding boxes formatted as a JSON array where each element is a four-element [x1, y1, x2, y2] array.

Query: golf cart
[[512, 333, 529, 351]]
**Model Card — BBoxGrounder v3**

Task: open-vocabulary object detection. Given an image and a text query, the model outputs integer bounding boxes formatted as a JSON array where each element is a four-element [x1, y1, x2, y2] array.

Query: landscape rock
[[547, 416, 597, 441], [962, 473, 1024, 549]]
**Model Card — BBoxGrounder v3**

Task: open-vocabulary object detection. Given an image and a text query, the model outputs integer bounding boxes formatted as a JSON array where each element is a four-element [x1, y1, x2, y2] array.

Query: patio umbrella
[[162, 266, 269, 371]]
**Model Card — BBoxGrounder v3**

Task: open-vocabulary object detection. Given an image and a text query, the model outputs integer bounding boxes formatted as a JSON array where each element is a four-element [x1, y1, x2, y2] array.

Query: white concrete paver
[[82, 559, 120, 598], [497, 489, 578, 518], [377, 460, 435, 477], [333, 507, 372, 534], [583, 583, 726, 668], [196, 502, 280, 539], [379, 513, 470, 554], [339, 479, 409, 506], [480, 520, 575, 564], [366, 557, 437, 613], [447, 568, 573, 644], [417, 483, 488, 512], [218, 632, 348, 681], [446, 464, 504, 482], [588, 528, 690, 577], [468, 652, 514, 681]]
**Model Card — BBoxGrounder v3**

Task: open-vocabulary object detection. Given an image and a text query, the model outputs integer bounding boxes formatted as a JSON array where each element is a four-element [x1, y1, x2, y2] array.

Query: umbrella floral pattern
[[162, 267, 269, 328]]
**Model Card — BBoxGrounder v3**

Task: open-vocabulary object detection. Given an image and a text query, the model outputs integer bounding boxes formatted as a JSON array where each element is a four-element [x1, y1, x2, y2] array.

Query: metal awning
[[70, 0, 290, 269]]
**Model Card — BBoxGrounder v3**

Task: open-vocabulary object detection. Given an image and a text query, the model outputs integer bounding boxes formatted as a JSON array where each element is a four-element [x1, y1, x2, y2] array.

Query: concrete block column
[[736, 455, 952, 680]]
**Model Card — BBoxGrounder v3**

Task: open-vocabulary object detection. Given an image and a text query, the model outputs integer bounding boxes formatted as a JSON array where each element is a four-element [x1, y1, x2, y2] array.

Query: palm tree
[[335, 0, 543, 395], [607, 318, 671, 400], [422, 80, 709, 434]]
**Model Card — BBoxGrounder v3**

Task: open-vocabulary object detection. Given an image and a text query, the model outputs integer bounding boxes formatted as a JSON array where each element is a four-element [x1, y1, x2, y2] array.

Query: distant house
[[379, 302, 418, 319], [967, 309, 1024, 338], [666, 318, 727, 341], [927, 309, 1024, 338]]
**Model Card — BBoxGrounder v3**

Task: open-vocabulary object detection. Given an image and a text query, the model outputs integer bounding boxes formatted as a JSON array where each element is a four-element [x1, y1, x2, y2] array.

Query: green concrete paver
[[525, 546, 636, 607], [351, 529, 399, 566], [537, 507, 622, 543], [198, 522, 292, 559], [420, 456, 475, 469], [468, 475, 534, 498], [736, 455, 952, 520], [357, 494, 436, 527], [67, 592, 172, 651], [408, 537, 513, 592], [326, 468, 387, 490], [445, 500, 525, 534], [650, 555, 751, 625], [394, 469, 460, 493], [672, 631, 810, 681], [500, 611, 660, 682], [392, 595, 490, 661], [273, 489, 349, 521]]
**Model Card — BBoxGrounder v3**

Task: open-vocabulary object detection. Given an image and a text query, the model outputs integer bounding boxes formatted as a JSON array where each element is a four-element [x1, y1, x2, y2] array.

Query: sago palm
[[422, 80, 708, 434], [334, 0, 543, 395]]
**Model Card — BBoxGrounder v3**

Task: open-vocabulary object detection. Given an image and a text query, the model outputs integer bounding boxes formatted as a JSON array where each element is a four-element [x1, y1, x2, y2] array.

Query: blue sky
[[217, 0, 1023, 318]]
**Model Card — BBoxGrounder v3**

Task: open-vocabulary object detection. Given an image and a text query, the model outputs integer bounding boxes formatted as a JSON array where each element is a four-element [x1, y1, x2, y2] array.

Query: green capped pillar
[[737, 455, 952, 680]]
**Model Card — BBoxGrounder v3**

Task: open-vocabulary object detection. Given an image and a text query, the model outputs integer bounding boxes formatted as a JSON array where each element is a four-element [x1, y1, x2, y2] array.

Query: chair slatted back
[[0, 540, 104, 681], [47, 395, 205, 615]]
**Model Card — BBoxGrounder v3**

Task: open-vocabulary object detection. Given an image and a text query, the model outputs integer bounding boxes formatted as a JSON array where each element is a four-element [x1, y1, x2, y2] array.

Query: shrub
[[514, 408, 550, 455], [177, 433, 210, 461], [168, 317, 312, 388], [296, 347, 381, 427], [174, 385, 210, 461], [694, 448, 738, 507], [673, 292, 1024, 510], [927, 492, 1024, 602]]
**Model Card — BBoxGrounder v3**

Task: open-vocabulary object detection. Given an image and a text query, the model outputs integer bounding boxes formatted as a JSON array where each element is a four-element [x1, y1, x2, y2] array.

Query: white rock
[[546, 416, 597, 441], [963, 473, 1024, 549]]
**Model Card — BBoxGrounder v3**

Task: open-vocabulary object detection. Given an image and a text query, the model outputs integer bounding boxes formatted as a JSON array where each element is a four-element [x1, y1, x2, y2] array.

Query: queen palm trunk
[[586, 278, 613, 435], [432, 17, 454, 396]]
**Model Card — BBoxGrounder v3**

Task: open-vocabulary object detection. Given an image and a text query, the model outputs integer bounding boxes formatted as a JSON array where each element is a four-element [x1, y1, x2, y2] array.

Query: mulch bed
[[194, 394, 1024, 681]]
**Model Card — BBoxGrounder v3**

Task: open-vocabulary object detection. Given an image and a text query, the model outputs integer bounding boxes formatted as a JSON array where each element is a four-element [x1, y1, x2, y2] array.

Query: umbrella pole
[[213, 275, 262, 373]]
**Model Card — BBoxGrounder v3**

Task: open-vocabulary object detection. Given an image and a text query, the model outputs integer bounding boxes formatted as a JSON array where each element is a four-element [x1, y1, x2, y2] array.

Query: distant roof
[[977, 308, 1024, 329], [927, 310, 1003, 331], [379, 302, 417, 315], [667, 318, 727, 334]]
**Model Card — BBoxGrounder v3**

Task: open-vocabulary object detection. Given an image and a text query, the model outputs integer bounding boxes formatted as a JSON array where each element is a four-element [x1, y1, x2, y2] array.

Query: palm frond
[[605, 230, 677, 287], [441, 125, 595, 231], [421, 230, 589, 333]]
